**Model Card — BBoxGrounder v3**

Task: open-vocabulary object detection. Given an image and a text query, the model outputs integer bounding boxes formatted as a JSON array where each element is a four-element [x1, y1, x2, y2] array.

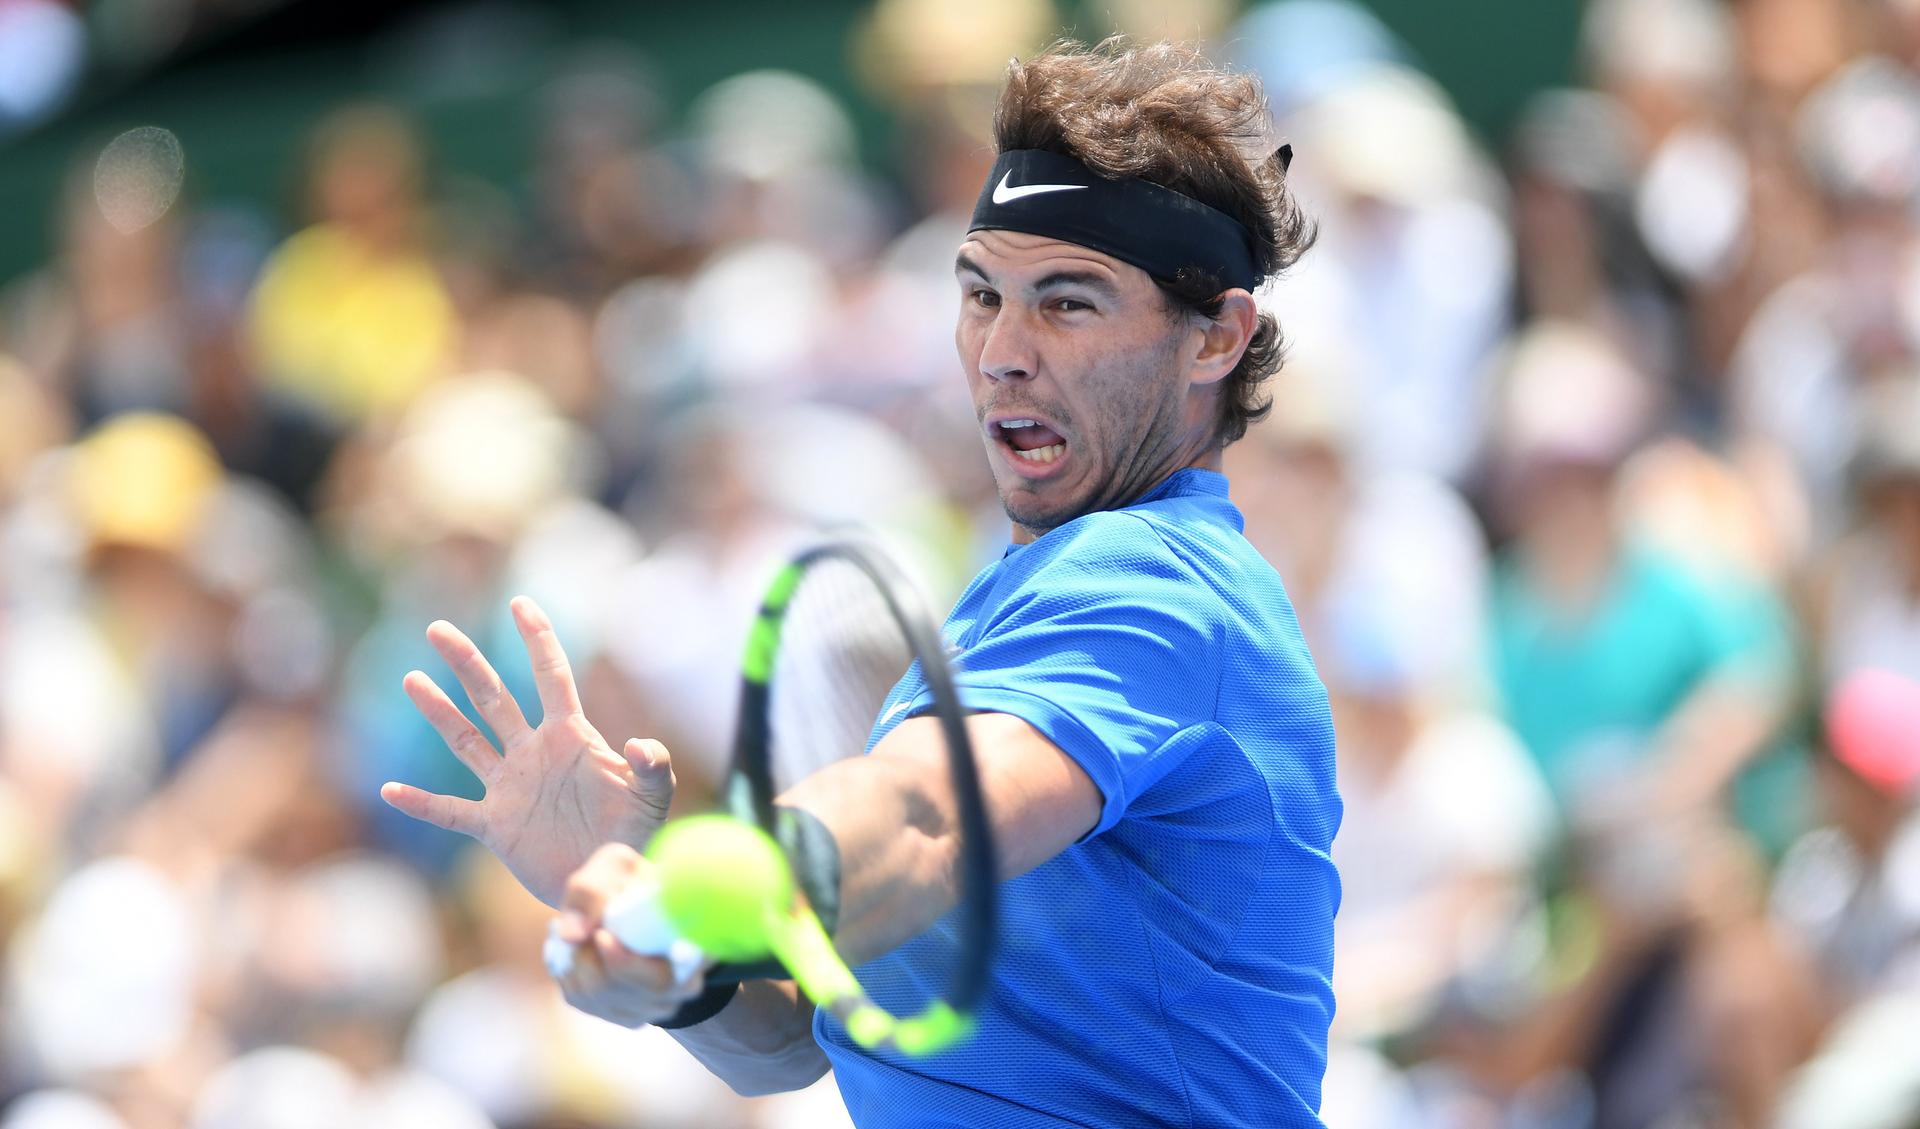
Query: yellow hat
[[69, 412, 223, 553]]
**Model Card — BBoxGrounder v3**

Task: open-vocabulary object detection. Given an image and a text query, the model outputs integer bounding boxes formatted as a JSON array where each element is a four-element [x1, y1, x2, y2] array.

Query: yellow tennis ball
[[646, 815, 792, 961]]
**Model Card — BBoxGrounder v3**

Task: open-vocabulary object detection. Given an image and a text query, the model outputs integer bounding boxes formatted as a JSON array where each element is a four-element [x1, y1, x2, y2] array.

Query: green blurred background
[[0, 0, 1580, 282]]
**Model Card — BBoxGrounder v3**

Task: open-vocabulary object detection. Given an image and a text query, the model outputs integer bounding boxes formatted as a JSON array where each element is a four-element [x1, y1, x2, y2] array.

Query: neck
[[1011, 457, 1219, 545], [1524, 522, 1617, 611], [1010, 391, 1225, 545]]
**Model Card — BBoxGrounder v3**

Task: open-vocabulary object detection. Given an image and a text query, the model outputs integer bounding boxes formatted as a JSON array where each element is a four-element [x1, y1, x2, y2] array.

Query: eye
[[1054, 298, 1094, 313], [968, 288, 1001, 309]]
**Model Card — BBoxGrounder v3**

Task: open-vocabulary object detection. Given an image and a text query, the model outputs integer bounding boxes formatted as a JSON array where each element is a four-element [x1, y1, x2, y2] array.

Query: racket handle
[[542, 868, 707, 985], [606, 877, 708, 983]]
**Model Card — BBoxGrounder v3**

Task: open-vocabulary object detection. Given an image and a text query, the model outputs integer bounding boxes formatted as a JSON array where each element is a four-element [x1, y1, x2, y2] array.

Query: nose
[[977, 306, 1036, 383]]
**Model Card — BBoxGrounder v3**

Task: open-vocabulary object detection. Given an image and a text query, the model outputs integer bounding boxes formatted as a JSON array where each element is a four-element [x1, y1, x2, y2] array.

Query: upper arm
[[857, 520, 1221, 878], [870, 712, 1103, 881], [929, 531, 1220, 836]]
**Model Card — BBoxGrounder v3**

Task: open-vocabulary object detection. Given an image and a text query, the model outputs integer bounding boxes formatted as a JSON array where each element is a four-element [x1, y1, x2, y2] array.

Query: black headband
[[968, 149, 1263, 293]]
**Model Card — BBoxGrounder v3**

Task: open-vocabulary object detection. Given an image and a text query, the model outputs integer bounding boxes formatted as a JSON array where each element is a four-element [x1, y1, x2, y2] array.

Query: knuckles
[[586, 841, 644, 872], [562, 842, 643, 908]]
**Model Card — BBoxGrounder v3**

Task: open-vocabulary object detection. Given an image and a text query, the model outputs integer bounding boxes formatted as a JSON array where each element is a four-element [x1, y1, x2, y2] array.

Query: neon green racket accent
[[844, 1005, 893, 1048], [891, 1002, 971, 1056], [763, 898, 862, 1002], [740, 564, 805, 682], [818, 992, 972, 1055], [741, 617, 780, 683], [759, 873, 973, 1055], [761, 562, 805, 612]]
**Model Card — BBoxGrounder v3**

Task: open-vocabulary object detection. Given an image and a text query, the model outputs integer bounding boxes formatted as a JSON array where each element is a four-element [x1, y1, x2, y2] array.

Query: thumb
[[621, 738, 675, 792]]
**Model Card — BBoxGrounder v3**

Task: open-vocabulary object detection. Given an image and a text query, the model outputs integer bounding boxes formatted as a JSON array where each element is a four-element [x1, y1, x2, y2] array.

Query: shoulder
[[962, 511, 1249, 694], [1032, 507, 1194, 574], [1615, 543, 1760, 653], [991, 508, 1218, 618], [1617, 540, 1716, 601]]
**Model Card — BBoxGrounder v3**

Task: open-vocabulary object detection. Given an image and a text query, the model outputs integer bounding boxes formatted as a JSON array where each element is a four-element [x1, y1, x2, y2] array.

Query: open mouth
[[993, 418, 1068, 469]]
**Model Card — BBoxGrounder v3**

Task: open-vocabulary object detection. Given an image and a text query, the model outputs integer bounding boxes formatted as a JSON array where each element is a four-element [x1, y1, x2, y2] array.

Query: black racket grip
[[705, 957, 789, 985]]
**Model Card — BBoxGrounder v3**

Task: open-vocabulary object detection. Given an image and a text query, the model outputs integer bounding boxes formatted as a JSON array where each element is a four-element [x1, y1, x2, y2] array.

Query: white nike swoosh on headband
[[991, 171, 1087, 204], [878, 699, 913, 726]]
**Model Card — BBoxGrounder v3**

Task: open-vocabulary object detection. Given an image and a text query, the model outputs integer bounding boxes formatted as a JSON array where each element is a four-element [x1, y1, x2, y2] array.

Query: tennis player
[[384, 38, 1338, 1127]]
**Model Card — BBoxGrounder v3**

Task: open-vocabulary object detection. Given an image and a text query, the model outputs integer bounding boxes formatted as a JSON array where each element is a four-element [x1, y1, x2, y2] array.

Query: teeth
[[1011, 443, 1066, 464], [1001, 419, 1038, 429]]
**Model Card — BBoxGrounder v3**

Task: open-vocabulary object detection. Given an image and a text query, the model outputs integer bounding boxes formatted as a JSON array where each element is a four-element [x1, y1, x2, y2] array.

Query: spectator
[[248, 105, 455, 429], [1486, 322, 1792, 827], [1812, 375, 1920, 687]]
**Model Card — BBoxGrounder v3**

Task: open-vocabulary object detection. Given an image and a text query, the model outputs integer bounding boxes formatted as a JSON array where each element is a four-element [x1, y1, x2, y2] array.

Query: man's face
[[954, 228, 1202, 538]]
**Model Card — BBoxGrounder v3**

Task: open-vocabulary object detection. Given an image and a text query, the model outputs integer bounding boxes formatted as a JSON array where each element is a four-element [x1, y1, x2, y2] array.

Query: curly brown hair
[[992, 37, 1315, 446]]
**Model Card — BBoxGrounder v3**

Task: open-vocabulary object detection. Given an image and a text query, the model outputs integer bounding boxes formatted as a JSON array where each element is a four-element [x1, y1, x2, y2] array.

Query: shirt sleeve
[[912, 518, 1222, 838]]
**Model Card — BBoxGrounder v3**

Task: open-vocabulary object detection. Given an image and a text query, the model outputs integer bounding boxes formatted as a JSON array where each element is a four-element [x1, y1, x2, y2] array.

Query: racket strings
[[768, 557, 914, 794]]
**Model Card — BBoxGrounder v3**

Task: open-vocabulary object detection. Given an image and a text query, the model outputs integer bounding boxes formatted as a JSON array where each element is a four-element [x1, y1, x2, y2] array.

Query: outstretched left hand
[[381, 596, 676, 907]]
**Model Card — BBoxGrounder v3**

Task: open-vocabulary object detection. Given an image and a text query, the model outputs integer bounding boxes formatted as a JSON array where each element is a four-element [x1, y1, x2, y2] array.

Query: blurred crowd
[[0, 0, 319, 141], [3, 0, 1920, 1126]]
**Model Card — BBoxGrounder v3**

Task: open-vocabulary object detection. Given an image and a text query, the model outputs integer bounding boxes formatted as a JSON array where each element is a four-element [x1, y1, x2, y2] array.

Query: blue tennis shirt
[[817, 468, 1342, 1127]]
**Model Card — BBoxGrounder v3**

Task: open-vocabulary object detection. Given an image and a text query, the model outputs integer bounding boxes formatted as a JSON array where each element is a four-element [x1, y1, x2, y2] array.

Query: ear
[[1187, 290, 1259, 388]]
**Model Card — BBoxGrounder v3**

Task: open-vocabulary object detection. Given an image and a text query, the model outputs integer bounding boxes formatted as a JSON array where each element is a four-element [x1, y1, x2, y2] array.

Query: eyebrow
[[955, 253, 1120, 299]]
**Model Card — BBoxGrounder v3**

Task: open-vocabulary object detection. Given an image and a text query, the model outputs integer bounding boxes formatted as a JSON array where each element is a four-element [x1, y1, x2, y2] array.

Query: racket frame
[[725, 540, 998, 1051]]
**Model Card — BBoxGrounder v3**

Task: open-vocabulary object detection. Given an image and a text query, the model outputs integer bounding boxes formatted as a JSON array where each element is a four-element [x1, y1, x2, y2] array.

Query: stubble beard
[[995, 376, 1193, 539]]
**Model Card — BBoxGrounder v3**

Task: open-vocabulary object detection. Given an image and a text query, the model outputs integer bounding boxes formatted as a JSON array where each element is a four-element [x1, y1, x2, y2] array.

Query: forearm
[[774, 712, 1102, 964], [1653, 675, 1783, 806], [667, 979, 830, 1096], [779, 750, 962, 965], [663, 714, 1097, 1077]]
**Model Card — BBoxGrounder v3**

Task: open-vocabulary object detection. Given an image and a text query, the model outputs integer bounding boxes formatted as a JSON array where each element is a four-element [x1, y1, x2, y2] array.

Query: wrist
[[773, 804, 842, 935]]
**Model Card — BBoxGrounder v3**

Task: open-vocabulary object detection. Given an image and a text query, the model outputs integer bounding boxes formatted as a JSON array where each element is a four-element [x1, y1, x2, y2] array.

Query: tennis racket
[[610, 538, 997, 1055]]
